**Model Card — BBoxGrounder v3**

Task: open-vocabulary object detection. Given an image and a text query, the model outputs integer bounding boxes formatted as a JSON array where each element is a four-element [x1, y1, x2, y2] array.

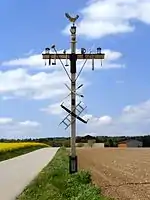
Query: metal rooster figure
[[65, 13, 79, 25]]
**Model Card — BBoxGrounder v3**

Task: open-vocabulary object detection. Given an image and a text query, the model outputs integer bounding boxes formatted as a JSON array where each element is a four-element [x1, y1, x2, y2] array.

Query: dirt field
[[77, 148, 150, 200]]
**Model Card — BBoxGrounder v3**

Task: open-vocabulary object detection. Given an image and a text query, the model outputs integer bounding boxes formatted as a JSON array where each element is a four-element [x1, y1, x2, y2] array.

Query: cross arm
[[42, 53, 105, 60], [77, 53, 105, 59], [42, 53, 68, 60]]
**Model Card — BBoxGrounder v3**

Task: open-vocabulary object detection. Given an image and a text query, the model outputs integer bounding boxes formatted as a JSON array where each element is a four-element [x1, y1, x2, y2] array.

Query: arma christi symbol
[[42, 13, 105, 174], [59, 101, 88, 130]]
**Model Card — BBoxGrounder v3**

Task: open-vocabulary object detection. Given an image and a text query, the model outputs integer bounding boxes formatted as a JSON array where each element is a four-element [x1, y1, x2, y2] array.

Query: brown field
[[77, 148, 150, 200]]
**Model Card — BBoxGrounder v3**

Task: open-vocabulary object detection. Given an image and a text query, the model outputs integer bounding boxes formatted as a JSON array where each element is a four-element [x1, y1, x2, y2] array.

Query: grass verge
[[0, 145, 47, 162], [17, 147, 110, 200]]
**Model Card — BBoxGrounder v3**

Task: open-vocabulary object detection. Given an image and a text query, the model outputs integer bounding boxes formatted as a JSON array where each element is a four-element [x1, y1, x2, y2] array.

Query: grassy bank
[[17, 147, 109, 200], [0, 144, 48, 162]]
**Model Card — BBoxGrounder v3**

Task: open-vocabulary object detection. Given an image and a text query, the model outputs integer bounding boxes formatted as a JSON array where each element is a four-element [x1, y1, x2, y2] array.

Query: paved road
[[0, 147, 59, 200]]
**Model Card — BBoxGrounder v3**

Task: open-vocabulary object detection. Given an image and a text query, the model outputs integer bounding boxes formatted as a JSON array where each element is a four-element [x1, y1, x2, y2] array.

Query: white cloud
[[103, 49, 122, 61], [1, 96, 16, 100], [19, 121, 40, 127], [83, 114, 112, 126], [24, 49, 34, 56], [121, 100, 150, 123], [41, 97, 86, 117], [1, 49, 124, 70], [41, 102, 63, 115], [0, 68, 88, 100], [0, 68, 72, 100], [0, 117, 41, 139], [98, 116, 113, 125], [0, 118, 13, 125], [2, 54, 44, 68], [83, 114, 93, 121], [63, 0, 150, 39], [83, 99, 150, 136]]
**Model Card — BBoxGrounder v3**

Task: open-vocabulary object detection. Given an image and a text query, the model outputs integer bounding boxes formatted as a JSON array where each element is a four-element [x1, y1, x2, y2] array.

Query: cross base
[[69, 155, 78, 174]]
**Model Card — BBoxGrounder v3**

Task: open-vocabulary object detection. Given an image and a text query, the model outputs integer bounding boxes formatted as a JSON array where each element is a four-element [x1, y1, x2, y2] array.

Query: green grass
[[17, 147, 111, 200], [0, 145, 47, 162]]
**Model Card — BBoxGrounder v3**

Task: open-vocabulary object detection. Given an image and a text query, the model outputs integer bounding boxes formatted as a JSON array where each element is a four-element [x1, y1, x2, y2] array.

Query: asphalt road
[[0, 147, 59, 200]]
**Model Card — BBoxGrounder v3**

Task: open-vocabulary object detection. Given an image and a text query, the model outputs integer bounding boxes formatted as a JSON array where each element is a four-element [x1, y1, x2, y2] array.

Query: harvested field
[[77, 148, 150, 200]]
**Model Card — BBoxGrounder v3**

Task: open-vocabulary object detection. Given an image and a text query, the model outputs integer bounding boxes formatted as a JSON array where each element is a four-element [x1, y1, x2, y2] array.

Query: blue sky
[[1, 0, 150, 138]]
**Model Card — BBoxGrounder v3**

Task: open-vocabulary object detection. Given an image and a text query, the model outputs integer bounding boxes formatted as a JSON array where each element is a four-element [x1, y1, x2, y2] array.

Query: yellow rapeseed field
[[0, 142, 49, 152]]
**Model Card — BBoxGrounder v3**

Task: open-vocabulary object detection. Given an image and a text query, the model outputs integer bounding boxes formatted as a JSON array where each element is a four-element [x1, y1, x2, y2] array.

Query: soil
[[77, 148, 150, 200]]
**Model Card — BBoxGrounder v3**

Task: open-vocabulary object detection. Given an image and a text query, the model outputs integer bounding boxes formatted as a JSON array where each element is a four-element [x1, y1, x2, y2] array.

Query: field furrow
[[78, 148, 150, 200]]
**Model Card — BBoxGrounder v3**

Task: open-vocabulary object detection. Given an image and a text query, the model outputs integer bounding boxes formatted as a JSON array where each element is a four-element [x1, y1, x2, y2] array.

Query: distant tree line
[[1, 135, 150, 147]]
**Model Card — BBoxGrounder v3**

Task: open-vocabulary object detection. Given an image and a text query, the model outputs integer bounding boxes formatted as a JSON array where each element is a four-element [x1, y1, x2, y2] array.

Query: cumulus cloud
[[41, 102, 64, 116], [1, 49, 124, 70], [82, 99, 150, 136], [63, 0, 150, 39], [19, 121, 40, 127], [0, 118, 13, 125], [83, 114, 113, 128], [2, 54, 44, 68], [0, 117, 41, 139], [41, 97, 86, 117], [0, 67, 89, 100], [0, 68, 73, 100]]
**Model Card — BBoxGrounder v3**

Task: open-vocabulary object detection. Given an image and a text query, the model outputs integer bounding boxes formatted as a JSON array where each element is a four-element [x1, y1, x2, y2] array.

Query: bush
[[63, 140, 71, 147], [76, 143, 84, 147]]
